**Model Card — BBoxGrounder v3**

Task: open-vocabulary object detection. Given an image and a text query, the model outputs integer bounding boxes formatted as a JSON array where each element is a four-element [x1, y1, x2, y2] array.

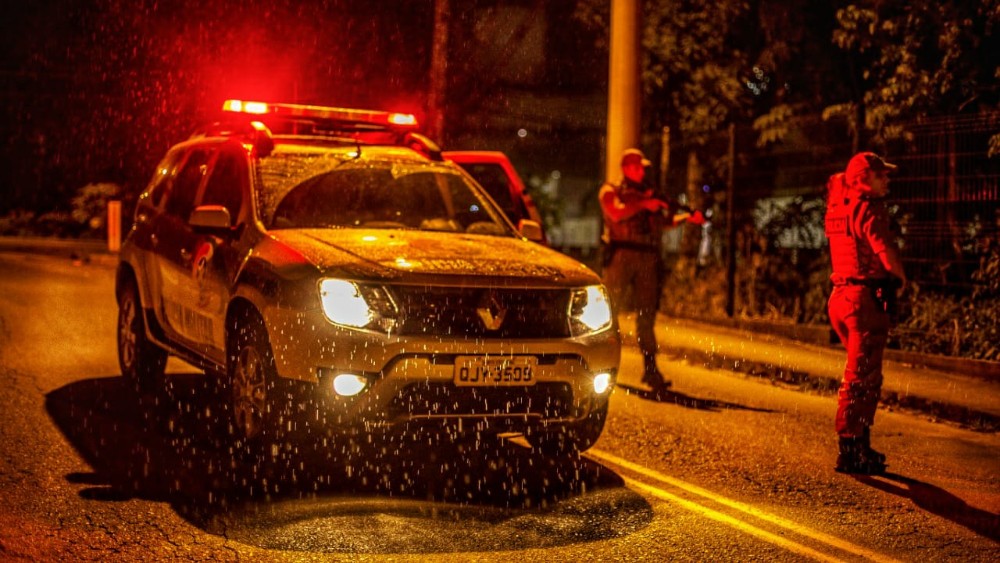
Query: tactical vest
[[824, 195, 889, 282], [600, 181, 663, 248]]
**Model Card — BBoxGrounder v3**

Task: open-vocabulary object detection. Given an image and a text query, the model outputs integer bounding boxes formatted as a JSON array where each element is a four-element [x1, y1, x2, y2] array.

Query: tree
[[826, 0, 1000, 146]]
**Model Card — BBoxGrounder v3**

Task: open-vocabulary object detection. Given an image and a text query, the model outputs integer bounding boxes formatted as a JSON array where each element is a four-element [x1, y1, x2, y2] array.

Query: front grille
[[386, 381, 576, 420], [389, 286, 572, 338]]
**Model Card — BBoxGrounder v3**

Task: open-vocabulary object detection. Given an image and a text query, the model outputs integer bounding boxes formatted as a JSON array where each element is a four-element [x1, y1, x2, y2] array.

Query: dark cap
[[846, 152, 897, 183], [620, 148, 652, 168]]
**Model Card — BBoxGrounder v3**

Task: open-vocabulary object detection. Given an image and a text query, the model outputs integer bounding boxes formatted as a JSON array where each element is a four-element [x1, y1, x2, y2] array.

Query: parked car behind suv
[[443, 151, 547, 244], [116, 100, 619, 455]]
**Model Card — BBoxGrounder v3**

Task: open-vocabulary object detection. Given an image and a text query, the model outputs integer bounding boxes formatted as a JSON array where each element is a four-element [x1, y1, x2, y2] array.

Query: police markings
[[586, 448, 902, 563]]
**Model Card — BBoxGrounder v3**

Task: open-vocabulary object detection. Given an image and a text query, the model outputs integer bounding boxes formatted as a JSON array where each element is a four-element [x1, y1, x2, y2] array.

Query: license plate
[[454, 356, 537, 387]]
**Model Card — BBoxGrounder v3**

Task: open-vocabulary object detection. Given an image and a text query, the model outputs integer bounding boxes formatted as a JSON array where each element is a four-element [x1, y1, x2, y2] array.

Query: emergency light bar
[[222, 99, 419, 130]]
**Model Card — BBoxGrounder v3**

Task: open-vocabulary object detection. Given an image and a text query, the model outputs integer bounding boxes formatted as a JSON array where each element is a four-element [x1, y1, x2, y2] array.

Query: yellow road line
[[624, 476, 842, 562], [589, 448, 901, 563]]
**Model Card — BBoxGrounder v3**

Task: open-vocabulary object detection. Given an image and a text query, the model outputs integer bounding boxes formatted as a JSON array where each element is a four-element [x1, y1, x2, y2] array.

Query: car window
[[270, 164, 509, 235], [455, 163, 521, 220], [165, 148, 212, 221], [146, 150, 182, 209], [200, 148, 245, 221]]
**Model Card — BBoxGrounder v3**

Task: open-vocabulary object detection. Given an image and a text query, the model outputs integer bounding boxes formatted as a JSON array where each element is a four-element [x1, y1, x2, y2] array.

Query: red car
[[444, 151, 547, 244]]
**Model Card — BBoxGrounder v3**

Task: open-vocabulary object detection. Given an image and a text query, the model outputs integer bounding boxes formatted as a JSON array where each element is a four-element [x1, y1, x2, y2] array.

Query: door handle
[[180, 248, 192, 262]]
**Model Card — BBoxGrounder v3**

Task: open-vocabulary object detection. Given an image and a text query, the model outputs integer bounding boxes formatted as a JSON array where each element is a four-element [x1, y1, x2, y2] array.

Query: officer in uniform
[[824, 152, 906, 474], [600, 148, 702, 391]]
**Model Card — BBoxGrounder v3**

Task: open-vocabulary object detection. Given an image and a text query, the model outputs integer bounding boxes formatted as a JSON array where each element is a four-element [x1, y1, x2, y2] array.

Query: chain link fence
[[654, 112, 1000, 360]]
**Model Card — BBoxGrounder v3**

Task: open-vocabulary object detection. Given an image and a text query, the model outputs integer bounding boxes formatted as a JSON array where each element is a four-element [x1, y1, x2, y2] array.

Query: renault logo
[[476, 292, 507, 331]]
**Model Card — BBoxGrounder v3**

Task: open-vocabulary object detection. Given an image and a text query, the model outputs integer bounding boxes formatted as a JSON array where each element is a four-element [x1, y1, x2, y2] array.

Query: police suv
[[115, 100, 620, 454]]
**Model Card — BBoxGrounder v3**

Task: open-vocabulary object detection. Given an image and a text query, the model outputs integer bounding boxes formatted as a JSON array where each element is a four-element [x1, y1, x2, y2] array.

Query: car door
[[153, 145, 214, 347], [186, 142, 251, 364], [130, 149, 183, 319]]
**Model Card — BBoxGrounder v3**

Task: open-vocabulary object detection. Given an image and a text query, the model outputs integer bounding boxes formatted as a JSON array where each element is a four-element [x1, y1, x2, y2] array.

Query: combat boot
[[835, 437, 886, 475], [641, 360, 671, 391], [860, 427, 886, 465]]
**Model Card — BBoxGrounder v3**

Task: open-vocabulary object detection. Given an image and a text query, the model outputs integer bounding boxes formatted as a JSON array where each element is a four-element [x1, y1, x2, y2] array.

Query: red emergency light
[[222, 99, 419, 129]]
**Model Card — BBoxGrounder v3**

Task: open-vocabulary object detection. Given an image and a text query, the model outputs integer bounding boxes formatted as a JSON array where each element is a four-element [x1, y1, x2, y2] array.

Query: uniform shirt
[[825, 195, 896, 283], [599, 180, 665, 248]]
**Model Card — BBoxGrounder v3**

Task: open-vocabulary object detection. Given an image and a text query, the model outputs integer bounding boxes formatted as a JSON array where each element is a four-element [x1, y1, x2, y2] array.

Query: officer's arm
[[599, 186, 664, 222], [858, 202, 908, 284]]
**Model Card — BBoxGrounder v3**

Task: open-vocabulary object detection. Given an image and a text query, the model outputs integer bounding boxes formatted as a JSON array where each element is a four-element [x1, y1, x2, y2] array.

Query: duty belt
[[836, 277, 892, 288]]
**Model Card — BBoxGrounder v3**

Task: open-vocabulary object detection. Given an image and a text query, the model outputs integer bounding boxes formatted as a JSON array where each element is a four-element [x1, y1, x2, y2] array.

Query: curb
[[618, 315, 1000, 433], [655, 341, 1000, 433], [0, 236, 119, 267], [672, 315, 1000, 383]]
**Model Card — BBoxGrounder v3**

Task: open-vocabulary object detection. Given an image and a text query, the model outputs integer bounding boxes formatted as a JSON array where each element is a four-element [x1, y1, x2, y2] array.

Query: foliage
[[753, 104, 795, 147], [895, 288, 1000, 362], [71, 183, 121, 235], [742, 196, 827, 320], [660, 258, 729, 319], [0, 210, 37, 237], [575, 0, 752, 146], [829, 1, 1000, 144], [0, 183, 120, 238]]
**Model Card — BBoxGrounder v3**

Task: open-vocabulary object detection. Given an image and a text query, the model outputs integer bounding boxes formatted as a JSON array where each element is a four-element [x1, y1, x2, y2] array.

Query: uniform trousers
[[603, 247, 661, 365], [828, 285, 890, 438]]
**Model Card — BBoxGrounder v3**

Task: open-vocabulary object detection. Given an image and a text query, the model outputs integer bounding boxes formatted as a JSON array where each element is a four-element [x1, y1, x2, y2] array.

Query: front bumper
[[266, 307, 621, 430]]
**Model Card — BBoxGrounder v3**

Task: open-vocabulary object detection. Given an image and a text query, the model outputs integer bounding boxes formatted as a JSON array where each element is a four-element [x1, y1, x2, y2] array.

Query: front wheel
[[227, 312, 284, 446], [117, 281, 167, 390]]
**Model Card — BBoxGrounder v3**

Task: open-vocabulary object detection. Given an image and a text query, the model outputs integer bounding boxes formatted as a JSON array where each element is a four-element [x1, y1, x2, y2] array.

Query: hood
[[267, 228, 599, 286]]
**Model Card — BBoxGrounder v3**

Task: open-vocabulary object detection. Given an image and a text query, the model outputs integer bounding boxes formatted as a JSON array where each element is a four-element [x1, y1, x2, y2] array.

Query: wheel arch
[[115, 262, 138, 303], [224, 297, 269, 360]]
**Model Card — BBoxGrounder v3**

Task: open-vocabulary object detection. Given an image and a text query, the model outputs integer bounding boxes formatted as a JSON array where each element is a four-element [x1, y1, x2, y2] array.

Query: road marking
[[623, 476, 842, 562], [588, 448, 901, 563]]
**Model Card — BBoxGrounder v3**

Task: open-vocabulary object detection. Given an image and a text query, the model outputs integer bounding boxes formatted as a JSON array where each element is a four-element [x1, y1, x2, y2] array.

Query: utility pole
[[428, 0, 450, 143], [606, 0, 641, 181]]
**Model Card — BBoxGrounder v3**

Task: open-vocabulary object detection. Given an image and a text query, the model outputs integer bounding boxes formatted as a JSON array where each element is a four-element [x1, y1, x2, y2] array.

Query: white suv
[[115, 100, 620, 455]]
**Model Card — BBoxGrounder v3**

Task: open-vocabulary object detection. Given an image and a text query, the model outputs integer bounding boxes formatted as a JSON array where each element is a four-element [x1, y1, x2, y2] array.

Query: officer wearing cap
[[824, 151, 907, 474], [600, 148, 702, 392]]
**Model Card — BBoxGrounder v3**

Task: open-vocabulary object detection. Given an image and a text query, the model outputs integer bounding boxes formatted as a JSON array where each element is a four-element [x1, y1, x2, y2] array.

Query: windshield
[[259, 151, 513, 235]]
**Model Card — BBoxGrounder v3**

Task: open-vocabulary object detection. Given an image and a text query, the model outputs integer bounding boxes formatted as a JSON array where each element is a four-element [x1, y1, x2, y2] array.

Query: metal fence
[[664, 112, 1000, 297]]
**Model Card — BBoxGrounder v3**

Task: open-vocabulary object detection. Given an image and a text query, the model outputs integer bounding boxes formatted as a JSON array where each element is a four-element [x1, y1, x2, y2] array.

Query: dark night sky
[[0, 0, 606, 217], [0, 1, 441, 212]]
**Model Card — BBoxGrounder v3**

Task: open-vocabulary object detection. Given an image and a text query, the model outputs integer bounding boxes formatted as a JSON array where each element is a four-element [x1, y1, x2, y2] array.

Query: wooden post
[[107, 200, 121, 253]]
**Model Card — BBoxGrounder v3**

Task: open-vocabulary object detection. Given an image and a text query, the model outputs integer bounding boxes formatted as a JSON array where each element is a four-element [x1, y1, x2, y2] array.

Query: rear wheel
[[117, 281, 167, 390]]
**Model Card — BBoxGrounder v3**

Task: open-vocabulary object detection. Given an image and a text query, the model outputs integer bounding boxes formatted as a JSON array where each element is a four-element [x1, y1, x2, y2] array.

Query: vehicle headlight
[[569, 285, 613, 336], [319, 279, 397, 332]]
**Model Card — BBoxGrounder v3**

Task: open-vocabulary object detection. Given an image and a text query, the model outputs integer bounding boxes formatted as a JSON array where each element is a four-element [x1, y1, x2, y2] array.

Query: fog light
[[332, 373, 369, 397], [593, 372, 612, 394]]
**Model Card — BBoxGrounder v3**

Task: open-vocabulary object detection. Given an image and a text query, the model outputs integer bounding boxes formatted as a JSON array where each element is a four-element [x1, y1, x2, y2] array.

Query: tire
[[533, 404, 608, 456], [117, 281, 167, 389], [227, 311, 282, 447]]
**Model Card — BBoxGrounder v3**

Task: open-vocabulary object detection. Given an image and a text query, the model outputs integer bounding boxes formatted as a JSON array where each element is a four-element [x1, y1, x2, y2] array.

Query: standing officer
[[600, 148, 702, 392], [824, 152, 906, 475]]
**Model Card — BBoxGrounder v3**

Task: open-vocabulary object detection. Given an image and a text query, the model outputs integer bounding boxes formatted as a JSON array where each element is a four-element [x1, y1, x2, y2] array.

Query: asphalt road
[[0, 251, 998, 561]]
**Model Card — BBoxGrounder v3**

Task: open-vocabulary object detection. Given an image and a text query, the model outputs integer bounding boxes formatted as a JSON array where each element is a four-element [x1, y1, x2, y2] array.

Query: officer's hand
[[642, 199, 669, 212]]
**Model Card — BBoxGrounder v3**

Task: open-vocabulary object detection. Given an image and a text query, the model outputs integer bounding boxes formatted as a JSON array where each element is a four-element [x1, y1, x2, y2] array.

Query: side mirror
[[189, 205, 232, 231], [518, 219, 544, 242]]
